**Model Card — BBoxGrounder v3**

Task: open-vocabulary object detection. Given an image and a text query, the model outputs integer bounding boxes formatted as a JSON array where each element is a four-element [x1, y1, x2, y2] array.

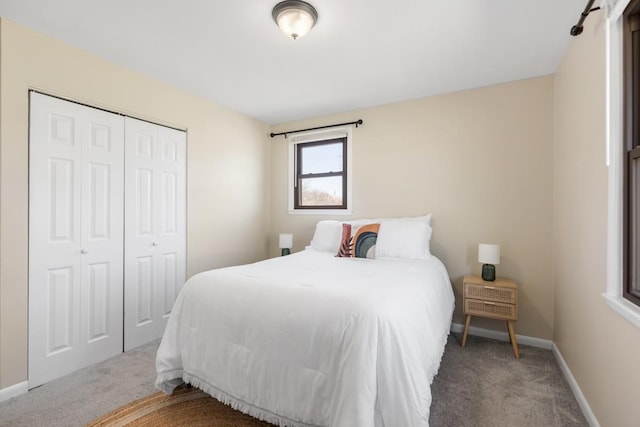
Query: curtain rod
[[270, 119, 363, 138], [570, 0, 601, 36]]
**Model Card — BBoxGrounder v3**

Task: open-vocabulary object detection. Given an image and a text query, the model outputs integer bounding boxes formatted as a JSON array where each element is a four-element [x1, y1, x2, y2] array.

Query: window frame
[[294, 137, 348, 210], [287, 126, 353, 215], [624, 3, 640, 306], [605, 0, 640, 329]]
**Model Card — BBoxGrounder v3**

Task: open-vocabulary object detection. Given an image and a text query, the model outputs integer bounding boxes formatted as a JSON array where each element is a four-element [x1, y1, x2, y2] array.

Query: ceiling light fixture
[[272, 0, 318, 40]]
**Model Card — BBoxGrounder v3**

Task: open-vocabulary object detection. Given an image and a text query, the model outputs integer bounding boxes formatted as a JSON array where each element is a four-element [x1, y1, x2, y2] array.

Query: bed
[[156, 217, 455, 426]]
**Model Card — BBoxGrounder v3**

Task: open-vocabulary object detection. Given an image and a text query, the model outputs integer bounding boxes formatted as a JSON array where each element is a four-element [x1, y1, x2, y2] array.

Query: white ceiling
[[0, 0, 588, 124]]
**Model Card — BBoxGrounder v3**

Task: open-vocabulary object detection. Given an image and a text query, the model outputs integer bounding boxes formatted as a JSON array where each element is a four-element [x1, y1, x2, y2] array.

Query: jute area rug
[[87, 385, 272, 427]]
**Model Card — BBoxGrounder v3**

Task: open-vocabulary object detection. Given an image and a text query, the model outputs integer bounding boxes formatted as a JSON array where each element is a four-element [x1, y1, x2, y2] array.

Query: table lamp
[[279, 233, 293, 256], [478, 243, 500, 281]]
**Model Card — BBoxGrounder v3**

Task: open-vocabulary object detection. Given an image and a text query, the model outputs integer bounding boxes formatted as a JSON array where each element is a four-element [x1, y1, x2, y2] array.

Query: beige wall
[[0, 19, 271, 389], [270, 76, 555, 340], [553, 11, 640, 427]]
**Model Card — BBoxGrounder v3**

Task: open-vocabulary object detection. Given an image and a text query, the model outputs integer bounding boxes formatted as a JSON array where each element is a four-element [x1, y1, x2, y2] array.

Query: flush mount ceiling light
[[272, 0, 318, 40]]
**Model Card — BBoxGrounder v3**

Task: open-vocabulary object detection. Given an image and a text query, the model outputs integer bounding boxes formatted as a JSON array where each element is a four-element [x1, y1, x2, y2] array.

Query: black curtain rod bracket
[[570, 0, 601, 36], [270, 119, 363, 138]]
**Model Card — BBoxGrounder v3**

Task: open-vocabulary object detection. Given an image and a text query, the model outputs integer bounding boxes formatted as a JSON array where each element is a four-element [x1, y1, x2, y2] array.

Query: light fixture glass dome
[[272, 0, 318, 40]]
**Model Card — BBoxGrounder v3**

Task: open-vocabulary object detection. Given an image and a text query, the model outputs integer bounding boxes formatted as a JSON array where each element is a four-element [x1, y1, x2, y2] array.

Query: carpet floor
[[0, 334, 588, 427]]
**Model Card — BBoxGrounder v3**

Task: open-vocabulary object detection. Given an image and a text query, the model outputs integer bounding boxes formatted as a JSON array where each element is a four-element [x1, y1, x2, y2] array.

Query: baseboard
[[0, 381, 28, 403], [450, 322, 553, 350], [552, 344, 600, 427]]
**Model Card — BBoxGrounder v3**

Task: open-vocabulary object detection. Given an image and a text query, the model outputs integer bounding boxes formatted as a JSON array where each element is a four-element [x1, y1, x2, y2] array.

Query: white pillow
[[345, 218, 381, 227], [351, 214, 431, 225], [375, 219, 432, 260], [392, 213, 432, 225], [309, 214, 433, 255], [309, 220, 343, 253]]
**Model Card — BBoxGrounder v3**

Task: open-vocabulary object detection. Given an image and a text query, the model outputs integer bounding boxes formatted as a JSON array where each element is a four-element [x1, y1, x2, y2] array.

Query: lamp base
[[481, 264, 496, 281], [281, 248, 291, 256]]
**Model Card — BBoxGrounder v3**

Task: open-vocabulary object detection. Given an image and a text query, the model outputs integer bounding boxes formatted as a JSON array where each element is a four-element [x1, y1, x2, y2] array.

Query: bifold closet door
[[124, 117, 186, 351], [29, 92, 124, 388]]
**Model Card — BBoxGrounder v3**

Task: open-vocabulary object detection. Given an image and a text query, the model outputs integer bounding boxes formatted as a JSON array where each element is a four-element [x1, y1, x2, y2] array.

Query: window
[[295, 138, 347, 209], [605, 0, 640, 330], [288, 127, 353, 214], [624, 0, 640, 306]]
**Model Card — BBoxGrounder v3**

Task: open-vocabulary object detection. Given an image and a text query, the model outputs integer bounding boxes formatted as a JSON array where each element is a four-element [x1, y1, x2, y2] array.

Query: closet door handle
[[81, 249, 88, 254], [152, 242, 158, 247]]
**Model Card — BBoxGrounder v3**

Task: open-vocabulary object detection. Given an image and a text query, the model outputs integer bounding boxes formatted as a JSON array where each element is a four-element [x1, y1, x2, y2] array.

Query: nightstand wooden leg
[[461, 314, 472, 348], [507, 321, 519, 359]]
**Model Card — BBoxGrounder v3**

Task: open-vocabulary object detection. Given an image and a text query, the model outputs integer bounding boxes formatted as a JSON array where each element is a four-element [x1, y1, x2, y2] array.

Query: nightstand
[[461, 275, 519, 359]]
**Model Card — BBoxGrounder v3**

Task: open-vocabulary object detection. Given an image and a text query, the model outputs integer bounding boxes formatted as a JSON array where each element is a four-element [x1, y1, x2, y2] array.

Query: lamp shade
[[478, 243, 500, 265], [272, 0, 318, 40], [279, 233, 293, 249]]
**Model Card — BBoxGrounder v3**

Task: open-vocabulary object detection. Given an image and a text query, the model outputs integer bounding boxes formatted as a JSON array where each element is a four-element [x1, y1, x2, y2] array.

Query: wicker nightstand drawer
[[464, 298, 517, 321], [464, 283, 516, 304]]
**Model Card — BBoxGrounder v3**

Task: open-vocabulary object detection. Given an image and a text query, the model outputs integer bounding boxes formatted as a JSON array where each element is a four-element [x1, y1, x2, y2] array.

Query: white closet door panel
[[162, 172, 177, 234], [88, 164, 110, 238], [80, 108, 124, 363], [29, 94, 83, 387], [29, 92, 124, 388], [156, 126, 186, 331], [124, 118, 160, 351], [135, 255, 154, 325], [161, 252, 178, 317], [46, 267, 75, 353], [124, 118, 185, 350], [86, 262, 109, 341], [136, 168, 154, 236], [49, 158, 76, 242]]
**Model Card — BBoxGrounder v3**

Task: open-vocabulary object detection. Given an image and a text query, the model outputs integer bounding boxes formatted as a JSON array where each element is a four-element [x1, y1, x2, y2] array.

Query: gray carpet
[[0, 342, 158, 427], [0, 334, 588, 427], [430, 335, 588, 427]]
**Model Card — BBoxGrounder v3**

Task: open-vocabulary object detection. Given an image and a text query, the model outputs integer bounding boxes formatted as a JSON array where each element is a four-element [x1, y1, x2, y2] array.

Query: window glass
[[300, 142, 343, 174], [298, 176, 343, 206]]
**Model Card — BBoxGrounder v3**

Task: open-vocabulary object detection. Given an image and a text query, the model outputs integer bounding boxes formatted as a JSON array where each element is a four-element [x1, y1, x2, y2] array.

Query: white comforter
[[156, 249, 454, 427]]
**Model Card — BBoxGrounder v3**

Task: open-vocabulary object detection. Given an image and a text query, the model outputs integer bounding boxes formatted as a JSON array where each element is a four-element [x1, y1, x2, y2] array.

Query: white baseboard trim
[[552, 344, 600, 427], [0, 381, 28, 403], [450, 322, 553, 350]]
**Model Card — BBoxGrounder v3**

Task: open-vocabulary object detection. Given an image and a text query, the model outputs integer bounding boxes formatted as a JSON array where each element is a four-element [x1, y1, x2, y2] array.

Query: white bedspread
[[156, 249, 454, 427]]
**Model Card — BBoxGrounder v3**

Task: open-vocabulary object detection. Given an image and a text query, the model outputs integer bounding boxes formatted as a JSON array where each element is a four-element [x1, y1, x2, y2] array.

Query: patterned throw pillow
[[336, 223, 380, 258]]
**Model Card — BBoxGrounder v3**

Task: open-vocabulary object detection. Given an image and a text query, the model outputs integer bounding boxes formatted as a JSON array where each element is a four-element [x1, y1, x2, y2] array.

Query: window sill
[[602, 293, 640, 330], [288, 209, 352, 216]]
